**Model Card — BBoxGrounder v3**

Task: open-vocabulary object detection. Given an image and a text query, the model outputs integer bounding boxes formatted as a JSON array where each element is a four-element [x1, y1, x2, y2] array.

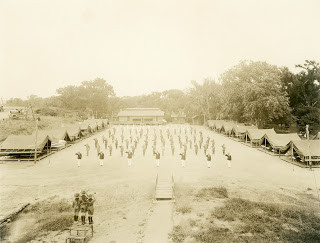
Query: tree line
[[6, 60, 320, 134]]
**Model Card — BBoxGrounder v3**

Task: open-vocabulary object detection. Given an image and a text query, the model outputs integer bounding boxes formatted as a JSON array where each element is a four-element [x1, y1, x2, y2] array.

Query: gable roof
[[0, 134, 51, 151], [263, 133, 301, 148], [118, 108, 164, 117], [246, 128, 276, 141], [32, 128, 70, 142], [214, 120, 225, 130], [232, 124, 257, 135], [65, 126, 82, 137], [291, 140, 320, 158], [221, 122, 236, 133]]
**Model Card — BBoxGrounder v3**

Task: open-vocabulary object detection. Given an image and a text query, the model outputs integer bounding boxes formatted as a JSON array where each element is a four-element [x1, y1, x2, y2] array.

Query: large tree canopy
[[56, 78, 115, 117], [220, 61, 292, 127], [281, 60, 320, 133]]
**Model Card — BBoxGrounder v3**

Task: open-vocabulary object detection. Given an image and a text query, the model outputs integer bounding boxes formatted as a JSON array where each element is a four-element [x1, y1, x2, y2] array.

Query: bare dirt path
[[143, 201, 173, 243]]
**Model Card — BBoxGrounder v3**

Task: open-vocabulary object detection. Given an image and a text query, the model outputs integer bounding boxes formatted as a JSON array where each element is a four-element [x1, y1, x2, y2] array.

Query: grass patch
[[210, 198, 320, 242], [171, 196, 320, 243], [195, 186, 229, 199], [1, 198, 73, 242], [176, 205, 192, 214]]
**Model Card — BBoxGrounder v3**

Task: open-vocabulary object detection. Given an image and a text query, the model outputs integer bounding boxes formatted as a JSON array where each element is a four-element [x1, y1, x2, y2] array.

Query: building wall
[[118, 116, 163, 124]]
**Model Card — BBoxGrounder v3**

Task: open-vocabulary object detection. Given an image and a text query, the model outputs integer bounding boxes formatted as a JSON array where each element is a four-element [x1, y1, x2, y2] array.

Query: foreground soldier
[[206, 153, 212, 168], [179, 151, 186, 168], [226, 152, 232, 168], [98, 152, 104, 166], [126, 150, 133, 166], [87, 194, 96, 224], [154, 151, 160, 167], [79, 191, 88, 225], [72, 193, 80, 223], [75, 152, 82, 167]]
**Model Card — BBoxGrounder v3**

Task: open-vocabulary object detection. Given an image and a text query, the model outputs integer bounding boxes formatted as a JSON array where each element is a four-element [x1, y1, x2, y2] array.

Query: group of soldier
[[74, 125, 232, 169], [72, 190, 96, 225]]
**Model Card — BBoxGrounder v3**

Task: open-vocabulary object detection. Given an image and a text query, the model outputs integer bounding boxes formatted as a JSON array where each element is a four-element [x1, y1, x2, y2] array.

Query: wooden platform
[[155, 174, 174, 200], [65, 224, 93, 243]]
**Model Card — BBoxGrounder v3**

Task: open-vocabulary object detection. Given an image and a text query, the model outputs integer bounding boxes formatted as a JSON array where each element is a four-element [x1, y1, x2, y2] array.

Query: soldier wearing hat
[[79, 190, 88, 225], [72, 193, 80, 223], [87, 194, 96, 224]]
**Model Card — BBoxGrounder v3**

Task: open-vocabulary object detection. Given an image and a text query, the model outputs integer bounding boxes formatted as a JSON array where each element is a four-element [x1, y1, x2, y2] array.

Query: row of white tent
[[207, 120, 320, 165], [0, 119, 108, 159]]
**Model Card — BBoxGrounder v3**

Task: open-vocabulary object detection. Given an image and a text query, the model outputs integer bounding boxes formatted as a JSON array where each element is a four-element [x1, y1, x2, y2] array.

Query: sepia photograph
[[0, 0, 320, 242]]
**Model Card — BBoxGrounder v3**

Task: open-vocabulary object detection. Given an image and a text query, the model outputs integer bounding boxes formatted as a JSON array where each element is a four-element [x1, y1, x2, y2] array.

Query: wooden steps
[[155, 175, 174, 200]]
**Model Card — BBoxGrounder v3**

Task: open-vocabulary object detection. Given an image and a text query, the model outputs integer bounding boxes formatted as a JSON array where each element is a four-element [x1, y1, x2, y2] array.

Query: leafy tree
[[221, 61, 292, 127], [56, 78, 115, 117], [188, 79, 222, 124], [281, 60, 320, 133]]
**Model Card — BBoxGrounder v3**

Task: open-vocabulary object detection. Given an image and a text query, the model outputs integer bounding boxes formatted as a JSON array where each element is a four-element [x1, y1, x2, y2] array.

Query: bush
[[195, 187, 228, 199]]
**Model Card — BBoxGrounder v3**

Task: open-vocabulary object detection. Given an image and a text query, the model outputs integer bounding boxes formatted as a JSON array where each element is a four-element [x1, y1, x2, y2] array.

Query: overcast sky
[[1, 0, 320, 100]]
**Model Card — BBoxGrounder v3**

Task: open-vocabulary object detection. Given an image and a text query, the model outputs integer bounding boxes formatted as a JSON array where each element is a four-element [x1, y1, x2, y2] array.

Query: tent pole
[[34, 118, 39, 164]]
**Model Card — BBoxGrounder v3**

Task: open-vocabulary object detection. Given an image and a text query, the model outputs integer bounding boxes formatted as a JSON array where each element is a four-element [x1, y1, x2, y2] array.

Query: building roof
[[214, 120, 225, 130], [171, 112, 186, 118], [291, 140, 320, 158], [118, 108, 164, 117], [222, 122, 236, 133], [232, 124, 257, 135], [65, 126, 82, 137], [246, 128, 276, 141], [263, 133, 301, 149], [0, 134, 51, 151], [32, 128, 70, 142]]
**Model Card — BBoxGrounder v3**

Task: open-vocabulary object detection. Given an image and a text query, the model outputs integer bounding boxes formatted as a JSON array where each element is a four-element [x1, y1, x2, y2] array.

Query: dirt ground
[[0, 125, 319, 242]]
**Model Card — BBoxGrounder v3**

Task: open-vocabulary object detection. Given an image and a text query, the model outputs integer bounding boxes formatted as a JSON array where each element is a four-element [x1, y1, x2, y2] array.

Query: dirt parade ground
[[0, 124, 319, 242]]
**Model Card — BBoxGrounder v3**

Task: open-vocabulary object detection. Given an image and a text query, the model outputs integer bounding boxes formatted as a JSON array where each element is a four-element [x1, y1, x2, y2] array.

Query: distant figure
[[108, 144, 113, 156], [222, 144, 226, 155], [171, 144, 175, 156], [194, 143, 198, 155], [206, 154, 211, 168], [226, 152, 232, 168], [96, 143, 100, 156], [120, 145, 124, 157], [143, 145, 147, 157], [98, 152, 104, 166], [84, 144, 90, 156], [72, 193, 80, 223], [154, 151, 160, 167], [75, 152, 82, 167], [87, 194, 96, 224], [93, 138, 98, 148], [126, 150, 133, 166], [179, 151, 186, 168], [115, 139, 118, 149]]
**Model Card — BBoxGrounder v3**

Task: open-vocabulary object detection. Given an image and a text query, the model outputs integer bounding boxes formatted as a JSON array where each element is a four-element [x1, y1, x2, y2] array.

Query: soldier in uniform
[[226, 152, 232, 168], [222, 144, 226, 155], [79, 190, 88, 225], [206, 153, 212, 168], [72, 193, 80, 223], [87, 194, 96, 224], [194, 143, 199, 155], [98, 152, 104, 166], [179, 151, 186, 168], [126, 150, 133, 166], [75, 152, 82, 167], [154, 151, 160, 167], [84, 144, 90, 156], [108, 144, 113, 156]]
